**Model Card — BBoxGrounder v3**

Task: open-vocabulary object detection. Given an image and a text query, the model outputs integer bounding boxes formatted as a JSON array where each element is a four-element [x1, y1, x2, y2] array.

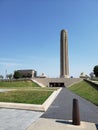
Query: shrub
[[13, 71, 21, 79]]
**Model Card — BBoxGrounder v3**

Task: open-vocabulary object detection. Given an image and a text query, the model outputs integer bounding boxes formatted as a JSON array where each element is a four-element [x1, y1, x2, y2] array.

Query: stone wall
[[84, 79, 98, 90], [32, 78, 82, 87]]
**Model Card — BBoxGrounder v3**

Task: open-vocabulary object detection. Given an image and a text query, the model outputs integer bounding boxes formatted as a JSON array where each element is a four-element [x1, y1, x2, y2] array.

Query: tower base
[[60, 75, 69, 78]]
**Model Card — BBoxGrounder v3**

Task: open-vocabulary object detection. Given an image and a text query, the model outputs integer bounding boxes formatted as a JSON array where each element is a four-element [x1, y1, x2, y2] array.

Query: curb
[[43, 88, 62, 111], [0, 88, 62, 112]]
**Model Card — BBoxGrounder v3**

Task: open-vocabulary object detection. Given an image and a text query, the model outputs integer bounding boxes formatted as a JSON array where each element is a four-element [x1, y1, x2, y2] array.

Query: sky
[[0, 0, 98, 78]]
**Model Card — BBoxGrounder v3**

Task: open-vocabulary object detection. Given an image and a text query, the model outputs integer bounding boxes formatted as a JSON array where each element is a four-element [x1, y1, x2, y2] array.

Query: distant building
[[79, 72, 89, 79], [17, 69, 37, 78], [39, 73, 47, 78]]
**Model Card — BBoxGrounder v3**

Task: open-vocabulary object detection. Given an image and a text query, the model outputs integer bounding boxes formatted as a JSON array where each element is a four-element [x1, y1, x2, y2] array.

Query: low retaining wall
[[32, 78, 82, 87], [84, 79, 98, 90]]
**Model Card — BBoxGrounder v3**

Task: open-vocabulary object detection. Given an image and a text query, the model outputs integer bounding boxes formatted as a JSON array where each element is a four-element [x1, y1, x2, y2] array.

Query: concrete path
[[27, 87, 98, 130], [27, 118, 97, 130], [0, 89, 15, 92], [41, 88, 98, 123], [0, 108, 43, 130], [0, 88, 98, 130]]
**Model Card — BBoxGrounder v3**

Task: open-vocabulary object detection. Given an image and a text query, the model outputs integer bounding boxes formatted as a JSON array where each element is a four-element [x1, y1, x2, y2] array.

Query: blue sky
[[0, 0, 98, 78]]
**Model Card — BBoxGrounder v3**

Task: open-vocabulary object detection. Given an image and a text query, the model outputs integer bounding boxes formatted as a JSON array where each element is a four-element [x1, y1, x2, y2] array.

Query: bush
[[13, 71, 21, 79]]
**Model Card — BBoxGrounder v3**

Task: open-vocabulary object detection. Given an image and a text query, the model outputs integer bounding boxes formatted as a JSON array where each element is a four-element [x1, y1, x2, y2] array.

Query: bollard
[[72, 98, 80, 125]]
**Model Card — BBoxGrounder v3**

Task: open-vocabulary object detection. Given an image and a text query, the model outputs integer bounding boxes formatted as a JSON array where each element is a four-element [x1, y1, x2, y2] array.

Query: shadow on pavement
[[56, 120, 72, 125]]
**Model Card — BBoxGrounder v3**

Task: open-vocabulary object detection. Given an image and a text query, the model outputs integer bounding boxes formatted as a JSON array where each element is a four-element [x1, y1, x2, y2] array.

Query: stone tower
[[60, 29, 69, 78]]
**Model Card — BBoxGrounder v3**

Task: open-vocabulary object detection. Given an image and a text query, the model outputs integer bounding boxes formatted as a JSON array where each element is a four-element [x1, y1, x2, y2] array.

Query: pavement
[[42, 88, 98, 123], [26, 118, 97, 130], [0, 89, 15, 93], [0, 108, 43, 130], [27, 87, 98, 130], [0, 87, 98, 130]]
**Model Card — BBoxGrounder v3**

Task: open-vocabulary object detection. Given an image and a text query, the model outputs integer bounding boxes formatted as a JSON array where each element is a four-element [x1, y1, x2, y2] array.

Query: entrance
[[49, 82, 65, 87]]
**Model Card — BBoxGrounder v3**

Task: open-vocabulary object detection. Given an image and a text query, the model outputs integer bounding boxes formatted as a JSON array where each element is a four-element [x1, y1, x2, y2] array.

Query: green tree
[[0, 75, 3, 79], [13, 71, 21, 79], [6, 74, 13, 79], [93, 65, 98, 77]]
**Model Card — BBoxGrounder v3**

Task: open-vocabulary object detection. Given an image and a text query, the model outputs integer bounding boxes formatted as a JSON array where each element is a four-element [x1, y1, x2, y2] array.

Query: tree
[[13, 71, 21, 79], [6, 74, 13, 79], [93, 65, 98, 77], [89, 72, 95, 79], [0, 75, 3, 79]]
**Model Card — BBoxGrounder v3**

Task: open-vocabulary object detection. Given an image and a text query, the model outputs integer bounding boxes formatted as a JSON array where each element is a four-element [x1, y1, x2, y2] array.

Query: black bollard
[[72, 98, 80, 125]]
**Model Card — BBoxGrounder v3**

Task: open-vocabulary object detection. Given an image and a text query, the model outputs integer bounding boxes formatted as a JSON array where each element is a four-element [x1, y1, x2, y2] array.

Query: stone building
[[17, 69, 37, 78]]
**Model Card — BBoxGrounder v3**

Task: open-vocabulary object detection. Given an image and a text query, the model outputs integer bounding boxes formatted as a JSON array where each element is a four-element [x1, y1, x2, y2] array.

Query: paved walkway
[[0, 89, 14, 92], [41, 88, 98, 123], [27, 87, 98, 130], [0, 88, 98, 130], [27, 118, 97, 130], [0, 108, 43, 130]]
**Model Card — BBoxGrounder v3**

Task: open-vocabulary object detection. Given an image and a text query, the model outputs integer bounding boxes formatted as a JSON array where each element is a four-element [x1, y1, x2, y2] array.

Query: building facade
[[17, 69, 37, 78]]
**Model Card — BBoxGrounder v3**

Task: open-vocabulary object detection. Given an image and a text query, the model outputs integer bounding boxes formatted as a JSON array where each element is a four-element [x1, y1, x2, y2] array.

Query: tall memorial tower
[[60, 29, 69, 78]]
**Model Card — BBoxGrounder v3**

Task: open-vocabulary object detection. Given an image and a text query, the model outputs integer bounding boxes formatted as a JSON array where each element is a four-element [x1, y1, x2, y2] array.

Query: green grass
[[0, 80, 40, 88], [0, 80, 56, 104], [69, 81, 98, 106], [0, 90, 53, 104]]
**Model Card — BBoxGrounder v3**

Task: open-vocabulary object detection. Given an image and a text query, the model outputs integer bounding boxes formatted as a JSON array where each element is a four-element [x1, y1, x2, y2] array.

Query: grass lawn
[[0, 90, 53, 104], [0, 80, 56, 104], [0, 80, 40, 88], [69, 80, 98, 106]]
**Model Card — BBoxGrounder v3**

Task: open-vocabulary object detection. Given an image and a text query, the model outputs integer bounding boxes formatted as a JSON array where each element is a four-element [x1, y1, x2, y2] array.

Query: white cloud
[[0, 62, 22, 67], [0, 58, 22, 67], [0, 58, 23, 62]]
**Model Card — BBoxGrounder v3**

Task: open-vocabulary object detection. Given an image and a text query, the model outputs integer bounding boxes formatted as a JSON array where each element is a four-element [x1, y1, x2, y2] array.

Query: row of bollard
[[72, 98, 80, 125]]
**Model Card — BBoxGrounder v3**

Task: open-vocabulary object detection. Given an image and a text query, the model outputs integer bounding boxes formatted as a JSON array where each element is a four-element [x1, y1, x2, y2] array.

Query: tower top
[[61, 29, 67, 33], [61, 29, 68, 39]]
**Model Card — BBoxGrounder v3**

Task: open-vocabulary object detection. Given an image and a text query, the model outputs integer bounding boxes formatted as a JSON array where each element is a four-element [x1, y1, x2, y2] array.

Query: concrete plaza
[[0, 88, 98, 130], [0, 108, 43, 130]]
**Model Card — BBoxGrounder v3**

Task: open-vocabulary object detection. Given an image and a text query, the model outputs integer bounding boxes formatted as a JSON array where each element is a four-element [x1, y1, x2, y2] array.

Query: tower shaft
[[60, 29, 69, 78]]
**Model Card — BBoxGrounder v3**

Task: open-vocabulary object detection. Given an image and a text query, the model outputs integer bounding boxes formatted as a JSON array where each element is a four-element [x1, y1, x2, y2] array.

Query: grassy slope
[[0, 80, 55, 104], [0, 90, 52, 104], [69, 81, 98, 106], [0, 80, 40, 88]]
